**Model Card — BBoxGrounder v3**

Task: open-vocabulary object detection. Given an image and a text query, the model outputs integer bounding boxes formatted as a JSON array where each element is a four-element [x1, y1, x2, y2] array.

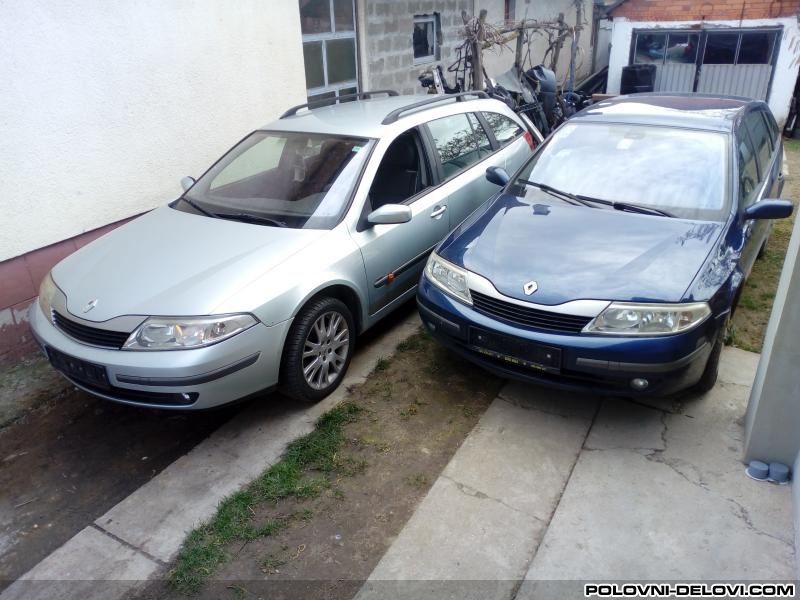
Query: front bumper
[[29, 300, 291, 409], [417, 278, 720, 397]]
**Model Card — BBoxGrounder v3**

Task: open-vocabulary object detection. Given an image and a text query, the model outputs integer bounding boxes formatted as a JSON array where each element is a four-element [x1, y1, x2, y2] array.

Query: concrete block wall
[[358, 1, 595, 97], [360, 0, 473, 94]]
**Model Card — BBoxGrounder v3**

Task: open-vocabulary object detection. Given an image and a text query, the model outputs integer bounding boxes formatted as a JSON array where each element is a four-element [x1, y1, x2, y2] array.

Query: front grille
[[52, 311, 131, 349], [470, 291, 592, 334]]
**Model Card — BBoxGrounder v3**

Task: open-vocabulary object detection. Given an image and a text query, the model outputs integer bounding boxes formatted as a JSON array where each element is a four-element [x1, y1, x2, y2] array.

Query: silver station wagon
[[31, 91, 539, 408]]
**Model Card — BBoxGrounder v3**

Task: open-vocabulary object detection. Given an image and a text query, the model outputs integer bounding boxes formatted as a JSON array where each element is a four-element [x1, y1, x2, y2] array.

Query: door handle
[[430, 205, 447, 219]]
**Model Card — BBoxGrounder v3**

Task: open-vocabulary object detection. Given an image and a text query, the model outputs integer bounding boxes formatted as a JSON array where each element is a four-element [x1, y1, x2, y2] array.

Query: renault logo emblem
[[82, 299, 99, 313], [523, 281, 538, 295]]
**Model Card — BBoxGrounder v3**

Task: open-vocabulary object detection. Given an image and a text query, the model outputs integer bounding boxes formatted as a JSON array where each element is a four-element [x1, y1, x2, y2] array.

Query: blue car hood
[[437, 195, 724, 305]]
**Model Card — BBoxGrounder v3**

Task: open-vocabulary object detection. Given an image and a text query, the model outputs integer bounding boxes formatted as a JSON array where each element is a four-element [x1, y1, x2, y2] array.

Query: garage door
[[630, 28, 779, 100]]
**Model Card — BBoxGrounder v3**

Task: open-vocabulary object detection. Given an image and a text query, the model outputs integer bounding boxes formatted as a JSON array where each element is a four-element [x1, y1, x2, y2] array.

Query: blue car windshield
[[179, 131, 374, 229], [514, 122, 730, 221]]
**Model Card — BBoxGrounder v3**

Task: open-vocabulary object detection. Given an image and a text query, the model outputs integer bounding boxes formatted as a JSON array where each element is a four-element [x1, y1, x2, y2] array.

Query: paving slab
[[443, 390, 597, 521], [584, 397, 665, 451], [0, 526, 159, 600], [519, 347, 794, 589], [358, 382, 596, 600], [519, 447, 794, 584]]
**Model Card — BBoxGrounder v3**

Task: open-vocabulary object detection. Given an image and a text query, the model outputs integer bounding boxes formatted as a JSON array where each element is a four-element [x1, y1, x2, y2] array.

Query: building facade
[[0, 0, 591, 365]]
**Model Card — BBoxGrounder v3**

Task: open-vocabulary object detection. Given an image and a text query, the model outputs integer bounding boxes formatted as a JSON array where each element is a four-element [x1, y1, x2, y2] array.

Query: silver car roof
[[263, 94, 520, 139]]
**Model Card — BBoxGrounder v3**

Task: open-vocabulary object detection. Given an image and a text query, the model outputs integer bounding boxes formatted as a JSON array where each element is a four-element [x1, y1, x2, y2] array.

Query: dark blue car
[[417, 94, 794, 396]]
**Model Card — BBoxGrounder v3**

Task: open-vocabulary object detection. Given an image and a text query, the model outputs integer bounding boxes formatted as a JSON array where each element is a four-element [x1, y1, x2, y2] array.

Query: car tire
[[692, 321, 726, 395], [280, 297, 355, 403]]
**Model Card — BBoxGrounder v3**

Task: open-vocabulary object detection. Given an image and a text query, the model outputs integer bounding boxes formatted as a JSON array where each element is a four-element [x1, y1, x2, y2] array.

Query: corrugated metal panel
[[654, 63, 695, 92], [697, 64, 772, 100]]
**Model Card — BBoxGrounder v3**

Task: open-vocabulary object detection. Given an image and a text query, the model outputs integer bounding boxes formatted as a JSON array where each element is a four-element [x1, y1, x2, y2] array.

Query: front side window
[[368, 130, 430, 210], [513, 122, 730, 221], [179, 131, 373, 229], [738, 131, 760, 207], [427, 113, 491, 179], [744, 111, 773, 175], [483, 112, 524, 145]]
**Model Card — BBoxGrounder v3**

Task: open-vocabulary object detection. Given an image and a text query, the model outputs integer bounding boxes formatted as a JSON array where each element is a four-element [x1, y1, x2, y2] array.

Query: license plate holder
[[469, 328, 561, 373], [46, 347, 110, 390]]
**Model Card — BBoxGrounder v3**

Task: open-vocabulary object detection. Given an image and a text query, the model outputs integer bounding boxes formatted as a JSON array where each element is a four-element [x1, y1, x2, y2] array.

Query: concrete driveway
[[358, 347, 794, 599]]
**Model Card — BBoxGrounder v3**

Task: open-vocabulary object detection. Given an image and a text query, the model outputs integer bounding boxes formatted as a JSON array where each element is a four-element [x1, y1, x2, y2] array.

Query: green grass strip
[[170, 401, 362, 595]]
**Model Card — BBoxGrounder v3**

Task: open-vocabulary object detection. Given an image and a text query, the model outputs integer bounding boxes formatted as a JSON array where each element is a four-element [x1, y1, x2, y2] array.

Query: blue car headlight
[[123, 314, 258, 350], [584, 302, 711, 336], [424, 252, 472, 305]]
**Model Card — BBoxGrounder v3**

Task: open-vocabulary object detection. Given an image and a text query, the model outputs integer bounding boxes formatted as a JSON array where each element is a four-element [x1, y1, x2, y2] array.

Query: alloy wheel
[[302, 310, 350, 390]]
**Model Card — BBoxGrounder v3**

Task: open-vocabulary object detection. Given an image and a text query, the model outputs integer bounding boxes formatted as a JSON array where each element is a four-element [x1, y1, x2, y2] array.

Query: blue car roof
[[572, 93, 758, 133]]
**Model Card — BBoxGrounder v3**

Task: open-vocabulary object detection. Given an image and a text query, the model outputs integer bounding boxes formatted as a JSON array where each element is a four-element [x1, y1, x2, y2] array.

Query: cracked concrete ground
[[357, 347, 794, 599]]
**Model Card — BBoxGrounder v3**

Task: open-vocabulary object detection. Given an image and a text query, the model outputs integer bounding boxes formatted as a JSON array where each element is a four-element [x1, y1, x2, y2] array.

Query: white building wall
[[0, 0, 307, 262], [606, 16, 800, 126]]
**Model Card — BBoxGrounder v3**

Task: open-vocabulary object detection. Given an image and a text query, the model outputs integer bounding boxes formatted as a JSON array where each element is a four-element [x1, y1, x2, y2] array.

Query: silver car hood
[[52, 206, 327, 321]]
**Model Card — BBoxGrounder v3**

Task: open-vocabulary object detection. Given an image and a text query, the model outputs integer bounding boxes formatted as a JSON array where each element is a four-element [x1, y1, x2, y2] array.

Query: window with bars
[[300, 0, 358, 103]]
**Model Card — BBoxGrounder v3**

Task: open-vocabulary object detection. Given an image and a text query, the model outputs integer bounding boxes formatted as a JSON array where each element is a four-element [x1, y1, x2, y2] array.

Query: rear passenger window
[[744, 111, 773, 176], [738, 133, 760, 207], [427, 113, 490, 179], [483, 112, 524, 146]]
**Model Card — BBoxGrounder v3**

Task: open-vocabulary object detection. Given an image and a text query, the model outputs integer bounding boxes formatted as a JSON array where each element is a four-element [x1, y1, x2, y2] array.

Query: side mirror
[[180, 176, 196, 192], [486, 166, 510, 187], [744, 199, 794, 220], [367, 204, 412, 225]]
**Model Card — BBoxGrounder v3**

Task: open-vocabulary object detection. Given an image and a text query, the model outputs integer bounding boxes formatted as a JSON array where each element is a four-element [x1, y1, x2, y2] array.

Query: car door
[[737, 113, 770, 275], [423, 112, 504, 230], [351, 127, 450, 316]]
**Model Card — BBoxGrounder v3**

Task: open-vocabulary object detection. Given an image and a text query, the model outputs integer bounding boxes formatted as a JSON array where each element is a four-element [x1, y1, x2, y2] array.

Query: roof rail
[[280, 90, 399, 119], [381, 91, 490, 125]]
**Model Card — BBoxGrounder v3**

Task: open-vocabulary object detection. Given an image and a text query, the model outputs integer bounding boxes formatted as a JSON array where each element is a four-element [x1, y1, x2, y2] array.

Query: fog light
[[630, 378, 649, 391]]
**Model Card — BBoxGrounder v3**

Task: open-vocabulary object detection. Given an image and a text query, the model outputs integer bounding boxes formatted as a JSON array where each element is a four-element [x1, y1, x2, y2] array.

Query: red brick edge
[[0, 215, 139, 367]]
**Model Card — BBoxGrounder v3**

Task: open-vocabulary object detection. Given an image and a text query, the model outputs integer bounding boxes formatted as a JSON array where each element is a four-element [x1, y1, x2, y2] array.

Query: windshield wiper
[[178, 196, 219, 219], [518, 180, 674, 218], [216, 213, 288, 227], [573, 194, 675, 218], [518, 179, 594, 208]]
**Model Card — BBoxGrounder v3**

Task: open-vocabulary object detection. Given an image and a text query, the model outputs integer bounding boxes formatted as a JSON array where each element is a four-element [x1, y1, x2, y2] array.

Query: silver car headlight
[[38, 272, 57, 317], [584, 302, 711, 336], [123, 314, 258, 350], [424, 252, 472, 305]]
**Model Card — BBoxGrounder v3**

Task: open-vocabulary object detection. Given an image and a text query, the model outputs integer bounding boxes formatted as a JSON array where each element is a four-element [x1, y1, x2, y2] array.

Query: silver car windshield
[[180, 131, 374, 229], [514, 122, 729, 221]]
